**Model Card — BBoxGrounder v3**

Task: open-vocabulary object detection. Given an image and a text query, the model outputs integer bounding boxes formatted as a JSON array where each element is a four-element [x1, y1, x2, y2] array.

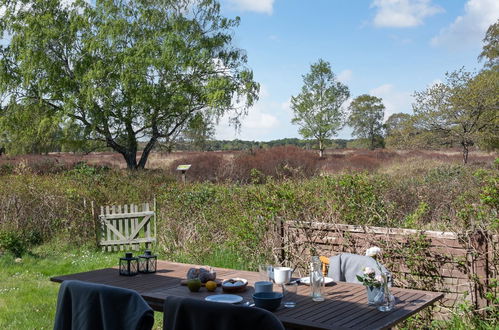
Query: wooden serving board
[[180, 279, 223, 286]]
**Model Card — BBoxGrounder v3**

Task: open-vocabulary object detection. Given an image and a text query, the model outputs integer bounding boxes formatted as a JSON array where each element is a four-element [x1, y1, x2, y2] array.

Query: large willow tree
[[0, 0, 258, 169]]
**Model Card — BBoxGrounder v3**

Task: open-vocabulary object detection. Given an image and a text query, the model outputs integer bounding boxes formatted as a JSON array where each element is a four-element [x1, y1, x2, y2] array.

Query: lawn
[[0, 242, 166, 329], [0, 241, 252, 329]]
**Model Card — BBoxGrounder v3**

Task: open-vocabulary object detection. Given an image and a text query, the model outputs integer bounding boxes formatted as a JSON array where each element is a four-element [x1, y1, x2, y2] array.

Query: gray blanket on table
[[53, 280, 154, 330], [163, 295, 285, 330], [327, 253, 390, 284]]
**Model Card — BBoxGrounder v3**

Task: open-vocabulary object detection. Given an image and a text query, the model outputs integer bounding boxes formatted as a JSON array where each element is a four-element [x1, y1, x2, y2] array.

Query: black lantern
[[119, 252, 138, 276], [138, 250, 157, 273]]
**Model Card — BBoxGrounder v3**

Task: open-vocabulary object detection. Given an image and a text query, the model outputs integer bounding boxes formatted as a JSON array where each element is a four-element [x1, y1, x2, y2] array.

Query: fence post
[[276, 216, 285, 265], [471, 230, 489, 309]]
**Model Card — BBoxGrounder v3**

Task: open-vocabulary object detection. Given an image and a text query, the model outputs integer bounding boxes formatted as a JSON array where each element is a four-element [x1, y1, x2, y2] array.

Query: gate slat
[[117, 205, 123, 251], [124, 204, 129, 250]]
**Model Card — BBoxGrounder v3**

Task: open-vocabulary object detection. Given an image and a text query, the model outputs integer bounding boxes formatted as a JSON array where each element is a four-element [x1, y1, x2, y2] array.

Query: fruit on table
[[205, 280, 217, 292], [187, 279, 202, 292], [186, 267, 217, 283]]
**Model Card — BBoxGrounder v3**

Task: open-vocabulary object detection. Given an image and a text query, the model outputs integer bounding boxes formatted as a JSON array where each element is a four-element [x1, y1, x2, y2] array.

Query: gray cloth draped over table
[[327, 253, 390, 284], [53, 280, 154, 330], [163, 296, 285, 330]]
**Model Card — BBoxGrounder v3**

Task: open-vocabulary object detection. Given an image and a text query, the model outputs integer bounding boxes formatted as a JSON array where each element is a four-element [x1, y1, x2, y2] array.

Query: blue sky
[[214, 0, 499, 141]]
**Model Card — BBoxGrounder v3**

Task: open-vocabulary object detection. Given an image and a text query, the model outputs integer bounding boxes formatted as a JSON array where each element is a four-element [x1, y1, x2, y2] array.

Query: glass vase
[[377, 272, 395, 311], [366, 286, 382, 305]]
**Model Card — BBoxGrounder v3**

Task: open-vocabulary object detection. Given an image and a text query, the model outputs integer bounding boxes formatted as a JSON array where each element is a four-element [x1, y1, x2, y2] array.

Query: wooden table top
[[50, 261, 443, 330]]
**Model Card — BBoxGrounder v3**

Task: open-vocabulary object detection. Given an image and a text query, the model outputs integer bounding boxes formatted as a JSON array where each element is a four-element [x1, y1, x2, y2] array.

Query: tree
[[0, 103, 62, 155], [479, 19, 499, 69], [181, 113, 215, 151], [347, 94, 385, 150], [0, 0, 258, 169], [291, 59, 349, 157], [413, 69, 499, 163]]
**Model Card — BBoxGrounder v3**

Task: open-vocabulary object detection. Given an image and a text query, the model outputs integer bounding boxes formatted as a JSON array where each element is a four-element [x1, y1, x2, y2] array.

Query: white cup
[[254, 281, 273, 293], [273, 267, 292, 284]]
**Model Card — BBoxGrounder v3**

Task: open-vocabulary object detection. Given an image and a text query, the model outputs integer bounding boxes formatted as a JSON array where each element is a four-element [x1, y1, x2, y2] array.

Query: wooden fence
[[99, 202, 156, 251], [281, 221, 498, 312]]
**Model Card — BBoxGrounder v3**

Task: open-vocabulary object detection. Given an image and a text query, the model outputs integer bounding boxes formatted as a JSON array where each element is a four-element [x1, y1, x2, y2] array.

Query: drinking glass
[[283, 282, 298, 308], [258, 264, 273, 282], [273, 266, 292, 296]]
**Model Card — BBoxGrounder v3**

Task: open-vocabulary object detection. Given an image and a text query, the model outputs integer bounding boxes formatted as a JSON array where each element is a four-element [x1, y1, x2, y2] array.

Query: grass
[[0, 240, 255, 329], [0, 241, 159, 329]]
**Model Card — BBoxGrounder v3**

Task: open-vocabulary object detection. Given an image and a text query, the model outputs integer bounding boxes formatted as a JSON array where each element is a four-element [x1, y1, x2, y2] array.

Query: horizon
[[214, 0, 499, 141]]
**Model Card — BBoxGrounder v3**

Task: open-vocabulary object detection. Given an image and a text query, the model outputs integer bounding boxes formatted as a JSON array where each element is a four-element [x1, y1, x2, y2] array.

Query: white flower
[[365, 246, 381, 258], [363, 267, 375, 275], [375, 274, 384, 283]]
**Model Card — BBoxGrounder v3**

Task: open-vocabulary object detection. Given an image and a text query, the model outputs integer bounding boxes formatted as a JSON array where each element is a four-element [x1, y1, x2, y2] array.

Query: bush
[[169, 153, 226, 182], [231, 146, 320, 183], [0, 230, 26, 257]]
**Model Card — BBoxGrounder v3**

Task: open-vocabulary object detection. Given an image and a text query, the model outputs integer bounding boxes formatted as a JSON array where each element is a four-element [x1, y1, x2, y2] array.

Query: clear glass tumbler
[[258, 264, 273, 282], [283, 282, 298, 308]]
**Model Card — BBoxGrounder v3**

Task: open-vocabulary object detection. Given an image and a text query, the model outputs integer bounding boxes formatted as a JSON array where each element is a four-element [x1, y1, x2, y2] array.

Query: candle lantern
[[119, 252, 139, 276], [138, 250, 157, 273]]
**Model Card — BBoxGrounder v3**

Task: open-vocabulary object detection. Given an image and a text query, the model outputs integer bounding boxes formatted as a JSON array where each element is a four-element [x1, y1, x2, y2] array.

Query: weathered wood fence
[[279, 221, 498, 312], [99, 202, 156, 251]]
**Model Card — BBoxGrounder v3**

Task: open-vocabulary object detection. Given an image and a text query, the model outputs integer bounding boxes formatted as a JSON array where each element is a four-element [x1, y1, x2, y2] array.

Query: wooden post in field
[[471, 230, 489, 310]]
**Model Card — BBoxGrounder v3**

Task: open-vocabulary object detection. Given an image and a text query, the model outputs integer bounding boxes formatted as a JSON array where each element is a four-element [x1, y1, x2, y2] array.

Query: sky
[[214, 0, 499, 141]]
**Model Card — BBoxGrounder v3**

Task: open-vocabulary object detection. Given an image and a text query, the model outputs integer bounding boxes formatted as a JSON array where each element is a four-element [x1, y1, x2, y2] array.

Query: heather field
[[0, 147, 496, 177]]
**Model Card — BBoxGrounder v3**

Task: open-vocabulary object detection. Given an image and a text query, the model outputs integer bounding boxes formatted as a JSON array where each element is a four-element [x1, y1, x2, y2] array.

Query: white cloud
[[215, 85, 281, 140], [431, 0, 499, 49], [371, 0, 444, 28], [369, 84, 413, 120], [338, 69, 353, 83], [225, 0, 274, 14], [215, 105, 280, 140]]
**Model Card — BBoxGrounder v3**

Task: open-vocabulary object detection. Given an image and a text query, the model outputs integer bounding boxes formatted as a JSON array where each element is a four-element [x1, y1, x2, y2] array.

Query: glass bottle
[[377, 271, 395, 311], [310, 256, 325, 301]]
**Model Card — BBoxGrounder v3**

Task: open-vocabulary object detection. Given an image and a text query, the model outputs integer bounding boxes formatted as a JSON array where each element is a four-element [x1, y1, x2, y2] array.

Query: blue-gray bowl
[[252, 292, 283, 311]]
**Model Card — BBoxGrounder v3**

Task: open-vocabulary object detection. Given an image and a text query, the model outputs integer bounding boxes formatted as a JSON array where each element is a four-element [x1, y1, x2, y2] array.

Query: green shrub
[[0, 230, 26, 257]]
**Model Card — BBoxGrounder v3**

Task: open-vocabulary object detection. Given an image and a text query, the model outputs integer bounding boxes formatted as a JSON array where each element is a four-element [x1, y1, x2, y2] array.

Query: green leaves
[[348, 94, 385, 150], [291, 59, 350, 157], [412, 68, 498, 163], [0, 0, 258, 169]]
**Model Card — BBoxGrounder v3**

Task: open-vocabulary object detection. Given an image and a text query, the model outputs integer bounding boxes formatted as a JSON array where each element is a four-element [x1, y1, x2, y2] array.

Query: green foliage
[[479, 19, 499, 69], [0, 0, 258, 169], [291, 59, 350, 157], [0, 103, 62, 155], [403, 201, 429, 228], [0, 230, 26, 257], [181, 113, 215, 151], [413, 69, 498, 162], [347, 94, 385, 150]]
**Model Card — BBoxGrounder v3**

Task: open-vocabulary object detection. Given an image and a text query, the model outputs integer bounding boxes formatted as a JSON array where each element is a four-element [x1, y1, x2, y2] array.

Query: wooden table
[[50, 261, 443, 330]]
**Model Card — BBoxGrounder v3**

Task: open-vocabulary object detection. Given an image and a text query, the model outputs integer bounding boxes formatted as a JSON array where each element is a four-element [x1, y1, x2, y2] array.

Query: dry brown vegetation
[[0, 147, 496, 180]]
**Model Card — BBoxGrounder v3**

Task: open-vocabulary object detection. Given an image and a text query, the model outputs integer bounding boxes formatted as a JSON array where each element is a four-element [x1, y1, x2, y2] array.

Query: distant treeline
[[170, 138, 351, 152]]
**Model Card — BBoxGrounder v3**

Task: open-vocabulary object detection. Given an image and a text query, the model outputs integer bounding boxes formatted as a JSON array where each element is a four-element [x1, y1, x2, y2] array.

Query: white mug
[[254, 281, 273, 293], [273, 267, 292, 284]]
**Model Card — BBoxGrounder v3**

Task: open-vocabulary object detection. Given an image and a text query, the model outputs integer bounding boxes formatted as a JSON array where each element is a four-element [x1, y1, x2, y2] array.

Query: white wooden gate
[[99, 202, 156, 251]]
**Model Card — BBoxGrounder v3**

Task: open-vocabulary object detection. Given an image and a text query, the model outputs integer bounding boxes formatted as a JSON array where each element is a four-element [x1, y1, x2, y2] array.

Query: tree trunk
[[137, 137, 158, 169], [318, 140, 324, 158], [122, 151, 138, 170], [462, 144, 469, 164]]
